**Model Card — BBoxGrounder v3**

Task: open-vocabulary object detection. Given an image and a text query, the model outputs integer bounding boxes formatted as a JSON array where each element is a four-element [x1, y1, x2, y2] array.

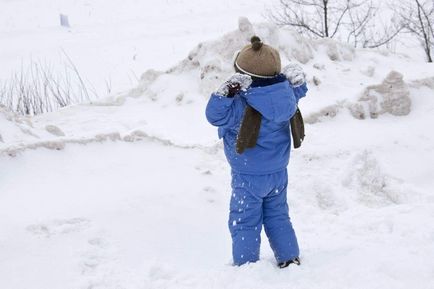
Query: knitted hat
[[234, 36, 281, 79]]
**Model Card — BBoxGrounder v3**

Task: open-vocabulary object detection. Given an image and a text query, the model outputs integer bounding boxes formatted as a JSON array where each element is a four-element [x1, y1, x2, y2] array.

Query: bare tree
[[394, 0, 434, 62], [268, 0, 402, 48], [269, 0, 353, 38], [346, 1, 404, 48]]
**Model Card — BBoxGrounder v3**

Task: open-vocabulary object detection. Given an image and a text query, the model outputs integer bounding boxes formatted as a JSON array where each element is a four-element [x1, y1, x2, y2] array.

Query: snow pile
[[129, 17, 433, 127], [131, 17, 357, 100], [0, 106, 39, 145], [306, 72, 434, 123], [2, 17, 433, 156], [350, 71, 412, 119]]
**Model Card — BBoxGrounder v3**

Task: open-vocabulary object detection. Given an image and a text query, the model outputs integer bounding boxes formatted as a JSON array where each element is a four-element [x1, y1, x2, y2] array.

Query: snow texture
[[1, 1, 434, 288]]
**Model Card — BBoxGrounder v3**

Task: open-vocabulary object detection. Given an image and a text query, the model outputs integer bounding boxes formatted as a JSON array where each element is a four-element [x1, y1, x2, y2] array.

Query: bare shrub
[[0, 54, 97, 116]]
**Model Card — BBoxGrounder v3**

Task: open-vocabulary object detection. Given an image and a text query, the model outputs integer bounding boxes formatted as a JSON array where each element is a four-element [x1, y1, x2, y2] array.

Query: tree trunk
[[426, 47, 433, 62], [324, 0, 329, 37], [415, 0, 433, 62]]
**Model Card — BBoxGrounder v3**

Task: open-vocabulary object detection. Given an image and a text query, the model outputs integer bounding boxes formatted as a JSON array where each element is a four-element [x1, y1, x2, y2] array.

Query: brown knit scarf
[[236, 105, 262, 154]]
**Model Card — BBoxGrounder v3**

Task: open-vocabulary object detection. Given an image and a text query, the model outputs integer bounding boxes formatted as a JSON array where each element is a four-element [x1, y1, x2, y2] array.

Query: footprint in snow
[[26, 217, 91, 238], [80, 238, 109, 275], [203, 186, 218, 203], [79, 237, 123, 289]]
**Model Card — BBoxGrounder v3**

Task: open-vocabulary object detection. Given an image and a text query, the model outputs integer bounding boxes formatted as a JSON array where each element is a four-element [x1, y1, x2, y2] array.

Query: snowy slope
[[1, 1, 434, 289]]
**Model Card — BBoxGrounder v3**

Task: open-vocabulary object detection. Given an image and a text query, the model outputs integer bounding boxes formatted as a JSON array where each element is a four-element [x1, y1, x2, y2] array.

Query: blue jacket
[[206, 75, 307, 175]]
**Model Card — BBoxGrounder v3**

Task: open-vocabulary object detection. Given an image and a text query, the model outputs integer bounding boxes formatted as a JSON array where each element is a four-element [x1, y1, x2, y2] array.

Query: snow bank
[[129, 17, 433, 126], [0, 106, 39, 144], [2, 17, 433, 155], [131, 17, 358, 100]]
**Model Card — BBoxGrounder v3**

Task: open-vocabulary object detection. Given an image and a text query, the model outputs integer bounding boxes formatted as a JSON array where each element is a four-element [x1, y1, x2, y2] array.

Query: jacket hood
[[241, 80, 296, 122]]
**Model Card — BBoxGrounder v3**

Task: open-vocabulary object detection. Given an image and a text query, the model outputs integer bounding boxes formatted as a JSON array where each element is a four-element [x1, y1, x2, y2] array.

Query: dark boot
[[278, 257, 301, 268]]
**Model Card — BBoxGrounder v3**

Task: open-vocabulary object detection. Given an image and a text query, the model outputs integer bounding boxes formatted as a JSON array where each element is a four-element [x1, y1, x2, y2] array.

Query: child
[[205, 36, 308, 268]]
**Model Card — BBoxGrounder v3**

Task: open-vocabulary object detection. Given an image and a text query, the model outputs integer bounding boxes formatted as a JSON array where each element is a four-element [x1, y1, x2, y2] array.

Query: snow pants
[[229, 169, 299, 266]]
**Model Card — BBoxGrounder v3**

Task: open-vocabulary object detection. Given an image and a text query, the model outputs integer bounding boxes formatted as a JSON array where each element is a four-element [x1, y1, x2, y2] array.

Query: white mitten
[[216, 73, 252, 97], [282, 63, 306, 87]]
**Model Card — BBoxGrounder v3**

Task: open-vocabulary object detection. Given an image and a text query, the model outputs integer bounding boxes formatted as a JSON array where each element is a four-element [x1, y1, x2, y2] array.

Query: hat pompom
[[250, 36, 263, 51], [236, 36, 281, 78]]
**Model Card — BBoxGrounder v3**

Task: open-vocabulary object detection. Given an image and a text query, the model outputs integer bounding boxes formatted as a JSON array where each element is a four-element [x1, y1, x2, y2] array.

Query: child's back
[[205, 36, 307, 267]]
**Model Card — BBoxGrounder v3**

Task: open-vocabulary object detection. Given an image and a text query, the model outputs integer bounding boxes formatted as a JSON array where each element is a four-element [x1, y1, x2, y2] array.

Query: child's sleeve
[[292, 82, 308, 103], [205, 93, 242, 130]]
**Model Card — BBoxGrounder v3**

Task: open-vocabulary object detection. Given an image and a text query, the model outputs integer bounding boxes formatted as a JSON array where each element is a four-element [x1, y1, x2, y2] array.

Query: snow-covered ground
[[1, 1, 434, 289]]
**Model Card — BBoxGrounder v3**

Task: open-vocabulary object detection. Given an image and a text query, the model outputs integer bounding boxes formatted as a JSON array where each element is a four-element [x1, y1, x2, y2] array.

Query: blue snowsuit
[[206, 74, 307, 265]]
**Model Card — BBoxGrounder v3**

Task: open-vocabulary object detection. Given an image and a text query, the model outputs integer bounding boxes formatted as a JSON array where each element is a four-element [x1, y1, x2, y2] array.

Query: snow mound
[[0, 106, 40, 145], [2, 18, 433, 154], [350, 71, 412, 119], [126, 17, 433, 127], [130, 17, 357, 101], [306, 72, 434, 124]]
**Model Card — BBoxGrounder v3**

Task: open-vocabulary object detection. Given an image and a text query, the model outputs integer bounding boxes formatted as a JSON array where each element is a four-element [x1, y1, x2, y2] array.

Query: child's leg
[[262, 170, 299, 264], [229, 174, 263, 266]]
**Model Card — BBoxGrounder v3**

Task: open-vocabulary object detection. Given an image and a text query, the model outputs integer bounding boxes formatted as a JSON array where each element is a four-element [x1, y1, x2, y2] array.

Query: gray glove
[[216, 73, 252, 97], [282, 63, 306, 87]]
